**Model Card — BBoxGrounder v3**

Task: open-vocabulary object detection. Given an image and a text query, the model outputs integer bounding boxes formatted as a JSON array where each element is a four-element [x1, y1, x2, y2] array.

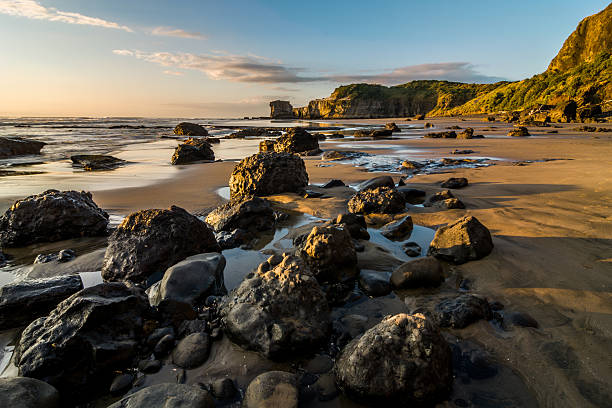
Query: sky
[[0, 0, 609, 118]]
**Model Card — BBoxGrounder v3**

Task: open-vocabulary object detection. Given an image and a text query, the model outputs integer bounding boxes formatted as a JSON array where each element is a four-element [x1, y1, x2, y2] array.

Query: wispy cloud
[[151, 26, 206, 39], [0, 0, 132, 31], [163, 70, 184, 76]]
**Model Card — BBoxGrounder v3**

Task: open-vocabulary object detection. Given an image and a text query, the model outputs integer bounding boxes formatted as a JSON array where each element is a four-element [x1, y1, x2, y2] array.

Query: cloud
[[151, 26, 206, 39], [0, 0, 132, 31], [163, 70, 184, 76], [332, 62, 506, 84], [112, 49, 327, 83]]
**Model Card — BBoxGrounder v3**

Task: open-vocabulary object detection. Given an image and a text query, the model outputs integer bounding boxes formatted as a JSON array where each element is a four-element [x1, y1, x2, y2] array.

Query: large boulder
[[173, 122, 208, 136], [221, 254, 330, 359], [390, 256, 444, 289], [428, 216, 494, 264], [107, 383, 214, 408], [335, 313, 452, 405], [434, 294, 492, 328], [205, 196, 275, 232], [347, 187, 406, 215], [0, 136, 45, 158], [295, 225, 358, 283], [0, 377, 60, 408], [101, 205, 220, 284], [229, 152, 308, 200], [0, 190, 109, 247], [243, 371, 298, 408], [16, 283, 150, 403], [171, 140, 214, 165], [0, 275, 83, 330], [380, 216, 413, 240], [172, 332, 211, 369], [357, 175, 395, 192], [150, 253, 226, 306], [273, 127, 320, 155], [70, 155, 125, 171]]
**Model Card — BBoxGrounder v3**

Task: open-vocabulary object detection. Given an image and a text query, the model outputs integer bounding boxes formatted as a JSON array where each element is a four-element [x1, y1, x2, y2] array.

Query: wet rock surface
[[243, 371, 298, 408], [108, 383, 214, 408], [0, 274, 83, 330], [428, 216, 494, 264], [435, 294, 492, 328], [0, 377, 60, 408], [173, 122, 208, 136], [391, 256, 444, 289], [333, 213, 370, 240], [221, 254, 330, 359], [205, 196, 275, 233], [0, 136, 45, 158], [357, 175, 395, 192], [171, 139, 215, 164], [348, 186, 406, 215], [380, 215, 413, 240], [16, 283, 151, 403], [229, 152, 308, 200], [70, 155, 125, 171], [172, 332, 211, 369], [0, 190, 109, 247], [358, 270, 392, 297], [102, 205, 219, 284], [335, 313, 452, 405]]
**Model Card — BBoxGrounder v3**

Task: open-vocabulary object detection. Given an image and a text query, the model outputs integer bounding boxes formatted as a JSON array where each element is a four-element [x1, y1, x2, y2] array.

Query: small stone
[[109, 373, 134, 396], [172, 332, 211, 369], [403, 242, 422, 257]]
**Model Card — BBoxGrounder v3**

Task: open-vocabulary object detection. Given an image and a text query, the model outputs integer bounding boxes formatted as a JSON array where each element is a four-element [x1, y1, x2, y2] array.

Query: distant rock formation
[[269, 100, 295, 119]]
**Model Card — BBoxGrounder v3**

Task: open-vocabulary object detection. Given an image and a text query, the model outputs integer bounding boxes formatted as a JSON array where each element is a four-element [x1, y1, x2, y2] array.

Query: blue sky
[[0, 0, 609, 117]]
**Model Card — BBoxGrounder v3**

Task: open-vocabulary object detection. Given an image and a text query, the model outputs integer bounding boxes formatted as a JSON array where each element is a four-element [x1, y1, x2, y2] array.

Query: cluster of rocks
[[171, 137, 215, 164], [425, 129, 483, 139]]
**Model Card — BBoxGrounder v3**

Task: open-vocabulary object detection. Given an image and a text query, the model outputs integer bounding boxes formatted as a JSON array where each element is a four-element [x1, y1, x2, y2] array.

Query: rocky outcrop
[[295, 225, 358, 283], [171, 139, 214, 164], [205, 196, 275, 232], [16, 283, 151, 403], [334, 313, 452, 405], [108, 383, 214, 408], [347, 186, 405, 214], [0, 377, 60, 408], [229, 152, 308, 200], [221, 254, 330, 359], [428, 216, 494, 264], [0, 137, 45, 158], [0, 275, 83, 330], [173, 122, 208, 136], [101, 206, 219, 284], [70, 155, 125, 171], [273, 127, 320, 155], [0, 190, 109, 247], [269, 100, 295, 119]]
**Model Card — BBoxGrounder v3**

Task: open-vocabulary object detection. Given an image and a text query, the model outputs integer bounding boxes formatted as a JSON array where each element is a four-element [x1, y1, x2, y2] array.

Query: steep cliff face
[[548, 3, 612, 72]]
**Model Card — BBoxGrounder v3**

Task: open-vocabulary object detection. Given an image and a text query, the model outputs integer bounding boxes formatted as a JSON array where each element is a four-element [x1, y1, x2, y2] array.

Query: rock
[[172, 332, 211, 369], [314, 373, 339, 401], [16, 283, 150, 402], [452, 149, 475, 154], [380, 216, 413, 240], [358, 270, 392, 297], [334, 313, 452, 405], [0, 275, 83, 330], [138, 359, 162, 374], [385, 122, 401, 132], [70, 155, 125, 171], [101, 205, 219, 284], [273, 128, 320, 155], [151, 253, 226, 306], [259, 139, 276, 152], [438, 198, 466, 209], [402, 241, 422, 257], [371, 129, 393, 137], [147, 327, 175, 347], [110, 374, 134, 396], [221, 255, 330, 359], [321, 150, 367, 161], [0, 377, 60, 408], [205, 196, 275, 232], [400, 160, 423, 170], [577, 104, 602, 121], [153, 334, 175, 357], [424, 121, 434, 128], [0, 137, 45, 158], [414, 114, 426, 120], [229, 152, 308, 200], [423, 189, 455, 207], [33, 249, 76, 264], [390, 256, 443, 289], [174, 122, 208, 136], [171, 140, 214, 165], [428, 216, 494, 264], [508, 126, 530, 137], [333, 213, 370, 240], [321, 179, 345, 188], [108, 383, 214, 408], [424, 131, 457, 139], [177, 319, 207, 338], [214, 228, 254, 250], [509, 311, 539, 328], [357, 175, 395, 192], [434, 294, 492, 328], [487, 116, 496, 121], [348, 187, 405, 215], [397, 187, 426, 203], [305, 354, 334, 374], [270, 100, 295, 119], [0, 190, 109, 247], [157, 299, 197, 328], [212, 378, 237, 400], [456, 128, 474, 139], [295, 225, 358, 283], [440, 177, 468, 189], [227, 128, 280, 139], [243, 371, 298, 408]]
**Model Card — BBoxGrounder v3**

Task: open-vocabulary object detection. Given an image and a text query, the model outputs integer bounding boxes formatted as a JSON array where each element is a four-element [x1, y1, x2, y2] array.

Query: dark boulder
[[321, 179, 345, 188], [171, 141, 214, 165], [508, 126, 530, 137], [174, 122, 208, 136], [70, 155, 125, 171], [221, 254, 330, 359], [441, 177, 468, 189], [0, 190, 109, 247], [423, 189, 455, 207], [434, 294, 492, 328], [295, 225, 358, 283], [370, 129, 393, 137], [0, 377, 60, 408], [428, 216, 494, 264], [243, 371, 298, 408], [397, 187, 426, 203], [205, 196, 275, 232], [334, 313, 452, 405], [380, 216, 413, 240], [172, 332, 211, 369], [390, 256, 443, 289], [273, 127, 320, 155], [109, 374, 134, 396], [347, 186, 405, 215], [108, 383, 214, 408], [358, 270, 392, 297], [227, 128, 280, 138], [333, 213, 369, 240], [357, 175, 395, 192], [424, 131, 457, 139], [0, 275, 83, 330], [229, 152, 308, 200], [402, 241, 422, 257], [212, 378, 238, 400], [0, 137, 45, 158], [16, 283, 151, 403], [101, 205, 219, 284]]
